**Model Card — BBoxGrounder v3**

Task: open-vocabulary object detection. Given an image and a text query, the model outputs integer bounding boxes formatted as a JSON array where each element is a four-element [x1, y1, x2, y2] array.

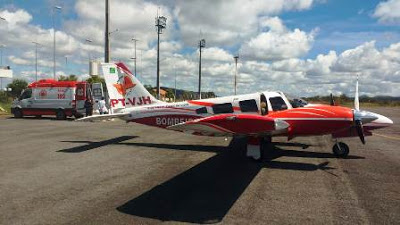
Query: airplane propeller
[[353, 76, 364, 144], [352, 76, 377, 145], [330, 93, 335, 106]]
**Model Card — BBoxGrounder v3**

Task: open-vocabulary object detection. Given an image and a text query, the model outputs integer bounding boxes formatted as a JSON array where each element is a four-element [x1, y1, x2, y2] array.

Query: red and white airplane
[[80, 62, 393, 160]]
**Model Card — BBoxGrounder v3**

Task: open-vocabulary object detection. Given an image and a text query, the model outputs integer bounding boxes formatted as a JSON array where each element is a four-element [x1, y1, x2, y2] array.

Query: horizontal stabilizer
[[76, 112, 131, 122]]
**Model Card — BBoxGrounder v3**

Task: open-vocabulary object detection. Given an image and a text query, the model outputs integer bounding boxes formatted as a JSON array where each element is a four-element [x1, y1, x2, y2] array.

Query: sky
[[0, 0, 399, 97]]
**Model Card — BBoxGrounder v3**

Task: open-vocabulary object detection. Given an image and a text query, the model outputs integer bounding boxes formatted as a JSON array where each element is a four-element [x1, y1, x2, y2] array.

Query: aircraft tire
[[332, 142, 349, 158]]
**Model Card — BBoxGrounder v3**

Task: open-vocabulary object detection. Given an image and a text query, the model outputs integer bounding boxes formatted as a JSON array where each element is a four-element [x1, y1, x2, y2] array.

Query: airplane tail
[[102, 62, 160, 112]]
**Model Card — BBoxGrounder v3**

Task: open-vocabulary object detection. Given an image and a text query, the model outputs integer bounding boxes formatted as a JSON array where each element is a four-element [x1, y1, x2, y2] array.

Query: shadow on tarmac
[[116, 138, 361, 224], [58, 136, 138, 153], [57, 136, 363, 223]]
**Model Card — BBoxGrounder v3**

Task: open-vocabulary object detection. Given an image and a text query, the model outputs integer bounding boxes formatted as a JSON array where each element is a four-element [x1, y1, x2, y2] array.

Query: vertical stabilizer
[[102, 62, 160, 112]]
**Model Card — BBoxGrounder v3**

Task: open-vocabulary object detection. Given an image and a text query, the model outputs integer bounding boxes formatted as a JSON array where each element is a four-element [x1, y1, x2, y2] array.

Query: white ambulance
[[11, 79, 93, 119]]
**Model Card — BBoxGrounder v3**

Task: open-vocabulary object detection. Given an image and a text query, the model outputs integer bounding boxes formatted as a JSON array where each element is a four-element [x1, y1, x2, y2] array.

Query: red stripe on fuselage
[[129, 114, 202, 128]]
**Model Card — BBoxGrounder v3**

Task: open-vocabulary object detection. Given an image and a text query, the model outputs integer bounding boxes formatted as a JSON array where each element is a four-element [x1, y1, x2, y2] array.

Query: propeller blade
[[330, 93, 335, 106], [355, 120, 365, 144], [354, 75, 360, 111]]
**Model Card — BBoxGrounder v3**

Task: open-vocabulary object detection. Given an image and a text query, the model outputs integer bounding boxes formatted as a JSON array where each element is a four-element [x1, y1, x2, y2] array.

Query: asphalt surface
[[0, 107, 399, 225]]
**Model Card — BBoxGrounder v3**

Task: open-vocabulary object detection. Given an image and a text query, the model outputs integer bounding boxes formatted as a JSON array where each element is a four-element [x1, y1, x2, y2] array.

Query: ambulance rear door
[[75, 83, 87, 115]]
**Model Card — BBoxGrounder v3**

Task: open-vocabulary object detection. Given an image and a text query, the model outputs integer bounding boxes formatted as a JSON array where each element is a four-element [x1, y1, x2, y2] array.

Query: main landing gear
[[246, 136, 273, 161], [332, 141, 349, 158]]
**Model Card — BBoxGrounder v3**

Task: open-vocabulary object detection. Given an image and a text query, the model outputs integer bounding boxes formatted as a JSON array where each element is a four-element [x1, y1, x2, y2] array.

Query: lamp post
[[233, 55, 239, 95], [198, 39, 205, 99], [32, 42, 41, 81], [131, 37, 139, 77], [105, 0, 110, 63], [155, 15, 167, 100], [0, 44, 5, 67], [85, 38, 93, 62], [52, 5, 62, 80]]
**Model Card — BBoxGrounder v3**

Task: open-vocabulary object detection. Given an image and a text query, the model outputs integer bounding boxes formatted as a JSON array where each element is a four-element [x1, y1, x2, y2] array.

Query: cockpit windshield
[[285, 94, 308, 108]]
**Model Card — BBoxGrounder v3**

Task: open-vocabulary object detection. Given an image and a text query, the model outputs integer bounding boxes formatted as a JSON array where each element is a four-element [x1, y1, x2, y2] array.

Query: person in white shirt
[[98, 97, 108, 114]]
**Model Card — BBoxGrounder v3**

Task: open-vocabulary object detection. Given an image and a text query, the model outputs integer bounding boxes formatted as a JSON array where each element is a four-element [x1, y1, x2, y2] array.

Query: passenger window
[[196, 107, 208, 114], [212, 103, 233, 114], [269, 97, 288, 111], [239, 99, 258, 112]]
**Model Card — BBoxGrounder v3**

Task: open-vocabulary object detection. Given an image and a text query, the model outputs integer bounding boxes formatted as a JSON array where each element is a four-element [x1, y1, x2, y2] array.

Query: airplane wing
[[167, 114, 289, 137], [76, 112, 131, 122]]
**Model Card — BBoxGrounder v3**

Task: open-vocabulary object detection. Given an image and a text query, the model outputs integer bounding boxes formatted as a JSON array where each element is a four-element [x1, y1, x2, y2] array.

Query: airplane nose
[[365, 111, 393, 127]]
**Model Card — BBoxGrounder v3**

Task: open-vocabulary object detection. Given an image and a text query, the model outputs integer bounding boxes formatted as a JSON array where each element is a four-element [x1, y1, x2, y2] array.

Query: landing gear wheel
[[13, 108, 23, 118], [56, 110, 66, 120], [332, 142, 349, 158]]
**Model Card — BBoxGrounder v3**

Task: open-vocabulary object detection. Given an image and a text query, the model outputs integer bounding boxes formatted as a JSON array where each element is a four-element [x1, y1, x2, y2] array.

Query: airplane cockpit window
[[239, 99, 258, 112], [19, 89, 32, 100], [269, 97, 288, 111], [286, 94, 308, 108], [196, 107, 208, 114], [212, 103, 234, 114]]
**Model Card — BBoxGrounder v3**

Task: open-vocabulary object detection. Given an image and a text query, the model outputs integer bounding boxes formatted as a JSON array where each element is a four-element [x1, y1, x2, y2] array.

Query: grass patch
[[0, 101, 12, 115]]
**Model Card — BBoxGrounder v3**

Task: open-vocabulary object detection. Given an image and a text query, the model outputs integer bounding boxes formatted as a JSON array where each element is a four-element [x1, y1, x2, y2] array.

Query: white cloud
[[240, 17, 316, 61], [174, 0, 315, 46], [373, 0, 400, 24]]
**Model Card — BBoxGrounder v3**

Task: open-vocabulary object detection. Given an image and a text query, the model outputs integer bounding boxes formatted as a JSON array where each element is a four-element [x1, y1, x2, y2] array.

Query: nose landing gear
[[332, 142, 349, 158]]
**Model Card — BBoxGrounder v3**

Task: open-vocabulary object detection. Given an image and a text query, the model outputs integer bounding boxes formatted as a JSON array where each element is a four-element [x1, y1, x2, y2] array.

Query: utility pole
[[52, 6, 62, 80], [234, 55, 239, 95], [131, 37, 139, 76], [32, 42, 40, 81], [105, 0, 110, 63], [155, 15, 167, 100], [198, 39, 205, 99], [0, 44, 4, 67]]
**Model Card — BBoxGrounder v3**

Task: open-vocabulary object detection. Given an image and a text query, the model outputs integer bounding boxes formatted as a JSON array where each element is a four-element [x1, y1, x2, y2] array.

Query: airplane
[[79, 62, 393, 161]]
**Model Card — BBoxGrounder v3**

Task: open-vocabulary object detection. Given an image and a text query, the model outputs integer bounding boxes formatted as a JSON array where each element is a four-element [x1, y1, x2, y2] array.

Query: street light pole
[[131, 38, 138, 77], [32, 42, 41, 81], [155, 15, 167, 100], [85, 38, 93, 62], [0, 45, 4, 67], [52, 6, 62, 80], [198, 39, 205, 99], [234, 55, 239, 95], [105, 0, 110, 63]]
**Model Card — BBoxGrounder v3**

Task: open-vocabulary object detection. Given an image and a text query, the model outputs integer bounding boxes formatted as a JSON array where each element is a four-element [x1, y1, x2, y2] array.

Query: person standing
[[98, 97, 108, 114], [84, 98, 93, 117]]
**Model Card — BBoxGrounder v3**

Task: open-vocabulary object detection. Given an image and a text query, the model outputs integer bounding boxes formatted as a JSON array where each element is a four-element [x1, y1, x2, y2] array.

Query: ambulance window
[[269, 97, 288, 111], [196, 107, 208, 114], [239, 99, 258, 112], [19, 89, 32, 100], [212, 103, 234, 114]]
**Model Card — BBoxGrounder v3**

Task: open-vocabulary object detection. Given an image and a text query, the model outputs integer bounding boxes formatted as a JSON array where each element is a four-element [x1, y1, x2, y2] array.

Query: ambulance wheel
[[332, 142, 349, 158], [13, 108, 23, 118], [56, 109, 66, 120]]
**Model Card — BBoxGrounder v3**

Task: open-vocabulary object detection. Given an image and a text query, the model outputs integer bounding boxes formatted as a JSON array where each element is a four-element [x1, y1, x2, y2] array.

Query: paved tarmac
[[0, 107, 399, 224]]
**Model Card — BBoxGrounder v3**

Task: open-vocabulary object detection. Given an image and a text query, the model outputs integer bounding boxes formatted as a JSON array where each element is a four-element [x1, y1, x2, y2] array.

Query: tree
[[58, 74, 78, 81], [86, 76, 107, 93], [7, 79, 28, 98]]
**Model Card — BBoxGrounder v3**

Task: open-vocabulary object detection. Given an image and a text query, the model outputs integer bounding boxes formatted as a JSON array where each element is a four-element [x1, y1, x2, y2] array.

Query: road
[[0, 107, 399, 224]]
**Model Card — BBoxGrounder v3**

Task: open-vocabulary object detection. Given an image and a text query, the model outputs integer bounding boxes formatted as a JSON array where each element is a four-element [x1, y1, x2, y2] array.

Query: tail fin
[[102, 62, 160, 112]]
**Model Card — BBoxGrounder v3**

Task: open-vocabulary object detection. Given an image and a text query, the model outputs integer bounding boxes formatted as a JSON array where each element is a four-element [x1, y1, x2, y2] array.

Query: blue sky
[[0, 0, 399, 96]]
